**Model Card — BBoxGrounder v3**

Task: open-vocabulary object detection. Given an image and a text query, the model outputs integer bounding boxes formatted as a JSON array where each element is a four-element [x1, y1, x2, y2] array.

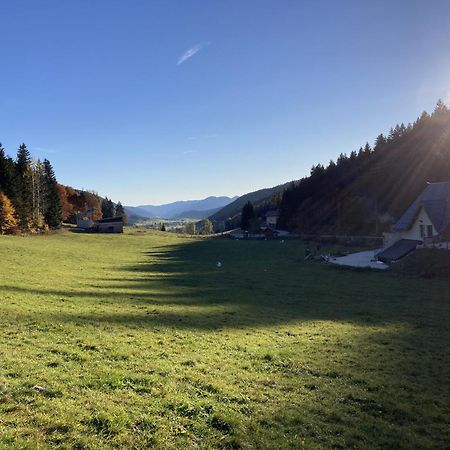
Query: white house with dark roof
[[265, 209, 280, 228], [383, 181, 450, 248]]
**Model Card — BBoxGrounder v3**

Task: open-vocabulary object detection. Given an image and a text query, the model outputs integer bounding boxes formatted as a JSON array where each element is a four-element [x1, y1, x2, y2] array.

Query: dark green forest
[[277, 100, 450, 235], [0, 143, 62, 233]]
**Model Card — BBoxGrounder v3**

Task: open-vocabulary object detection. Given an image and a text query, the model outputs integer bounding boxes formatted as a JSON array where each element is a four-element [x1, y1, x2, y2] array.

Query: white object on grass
[[217, 261, 222, 268]]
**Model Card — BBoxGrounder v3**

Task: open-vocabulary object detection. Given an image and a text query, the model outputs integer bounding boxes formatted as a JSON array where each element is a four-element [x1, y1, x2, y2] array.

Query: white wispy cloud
[[177, 42, 208, 65], [186, 134, 218, 141]]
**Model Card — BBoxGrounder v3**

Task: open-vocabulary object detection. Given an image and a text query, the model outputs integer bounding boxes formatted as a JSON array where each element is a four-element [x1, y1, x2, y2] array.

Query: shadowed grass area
[[0, 230, 449, 449]]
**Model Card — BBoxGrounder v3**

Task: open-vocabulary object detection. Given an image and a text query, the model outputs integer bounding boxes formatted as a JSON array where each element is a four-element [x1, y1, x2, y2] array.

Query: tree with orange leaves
[[0, 191, 19, 234]]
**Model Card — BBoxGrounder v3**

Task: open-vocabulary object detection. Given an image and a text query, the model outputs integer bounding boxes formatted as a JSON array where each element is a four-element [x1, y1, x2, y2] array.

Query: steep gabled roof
[[376, 239, 420, 262], [97, 216, 124, 224], [265, 209, 280, 218], [393, 182, 450, 233]]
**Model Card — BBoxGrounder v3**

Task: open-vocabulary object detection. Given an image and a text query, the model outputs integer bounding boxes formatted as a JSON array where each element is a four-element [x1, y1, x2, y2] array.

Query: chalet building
[[383, 182, 450, 248], [95, 216, 124, 233], [265, 210, 280, 228]]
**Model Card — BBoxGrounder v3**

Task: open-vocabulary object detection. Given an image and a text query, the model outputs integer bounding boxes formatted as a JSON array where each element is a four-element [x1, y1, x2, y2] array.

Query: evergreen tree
[[16, 143, 31, 175], [0, 145, 18, 201], [434, 98, 448, 115], [101, 197, 108, 217], [115, 201, 127, 225], [43, 159, 62, 228], [363, 142, 372, 154], [101, 197, 115, 218], [241, 201, 256, 231], [160, 223, 166, 231], [15, 144, 33, 230], [374, 134, 387, 150], [0, 192, 19, 234]]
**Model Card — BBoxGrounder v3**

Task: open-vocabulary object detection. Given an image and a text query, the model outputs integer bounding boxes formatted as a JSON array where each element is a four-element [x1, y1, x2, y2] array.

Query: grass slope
[[0, 231, 449, 449]]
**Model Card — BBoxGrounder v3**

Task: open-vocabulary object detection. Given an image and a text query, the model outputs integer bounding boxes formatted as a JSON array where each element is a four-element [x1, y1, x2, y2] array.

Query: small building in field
[[383, 182, 450, 247], [95, 216, 124, 233], [265, 210, 280, 228]]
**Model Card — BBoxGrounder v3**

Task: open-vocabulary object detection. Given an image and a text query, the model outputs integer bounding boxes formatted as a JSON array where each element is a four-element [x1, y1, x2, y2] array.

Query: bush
[[391, 248, 450, 278]]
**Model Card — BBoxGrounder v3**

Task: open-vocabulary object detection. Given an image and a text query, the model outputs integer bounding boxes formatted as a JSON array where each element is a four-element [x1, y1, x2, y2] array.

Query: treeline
[[0, 143, 61, 233], [277, 100, 450, 235], [0, 143, 126, 234], [58, 187, 127, 225]]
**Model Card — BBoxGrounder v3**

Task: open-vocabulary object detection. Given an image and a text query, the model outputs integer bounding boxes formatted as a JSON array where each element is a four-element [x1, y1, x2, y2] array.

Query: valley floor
[[0, 230, 449, 449]]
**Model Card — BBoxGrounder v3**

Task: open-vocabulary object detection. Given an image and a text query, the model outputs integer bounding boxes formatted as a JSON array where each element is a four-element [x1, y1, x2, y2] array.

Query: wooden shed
[[95, 216, 124, 233]]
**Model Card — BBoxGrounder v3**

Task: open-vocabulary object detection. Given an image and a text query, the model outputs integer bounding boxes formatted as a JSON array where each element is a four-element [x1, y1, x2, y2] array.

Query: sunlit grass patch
[[0, 230, 449, 448]]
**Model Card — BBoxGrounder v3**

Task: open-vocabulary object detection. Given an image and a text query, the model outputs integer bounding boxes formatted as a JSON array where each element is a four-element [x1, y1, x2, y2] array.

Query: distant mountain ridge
[[173, 207, 222, 219], [125, 196, 237, 220]]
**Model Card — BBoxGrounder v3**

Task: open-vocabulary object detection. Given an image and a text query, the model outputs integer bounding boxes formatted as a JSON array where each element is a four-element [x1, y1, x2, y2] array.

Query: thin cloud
[[186, 134, 218, 141], [177, 42, 208, 65]]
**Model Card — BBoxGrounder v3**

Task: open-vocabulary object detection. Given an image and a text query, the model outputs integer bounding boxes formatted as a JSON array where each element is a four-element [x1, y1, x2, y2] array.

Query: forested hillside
[[0, 143, 125, 233], [278, 101, 450, 235], [209, 183, 288, 227]]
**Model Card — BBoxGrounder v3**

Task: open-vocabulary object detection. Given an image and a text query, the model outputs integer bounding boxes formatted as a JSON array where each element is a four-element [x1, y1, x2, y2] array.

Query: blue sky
[[1, 1, 450, 205]]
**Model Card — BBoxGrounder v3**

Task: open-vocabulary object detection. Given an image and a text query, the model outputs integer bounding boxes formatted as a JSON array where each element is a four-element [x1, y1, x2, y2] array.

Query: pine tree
[[15, 144, 33, 230], [43, 159, 62, 228], [241, 201, 256, 231], [0, 192, 19, 234], [363, 142, 372, 154], [0, 145, 18, 201], [115, 201, 127, 225], [101, 197, 115, 218], [374, 134, 387, 150], [434, 98, 448, 115], [101, 197, 109, 217]]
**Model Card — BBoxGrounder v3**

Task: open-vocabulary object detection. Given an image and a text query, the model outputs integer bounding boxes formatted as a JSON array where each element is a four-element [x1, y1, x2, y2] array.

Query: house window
[[427, 225, 433, 237], [420, 225, 425, 238]]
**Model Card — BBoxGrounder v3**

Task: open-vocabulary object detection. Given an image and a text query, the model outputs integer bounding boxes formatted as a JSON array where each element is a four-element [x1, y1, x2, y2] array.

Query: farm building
[[265, 210, 280, 228], [95, 216, 124, 233], [383, 182, 450, 247]]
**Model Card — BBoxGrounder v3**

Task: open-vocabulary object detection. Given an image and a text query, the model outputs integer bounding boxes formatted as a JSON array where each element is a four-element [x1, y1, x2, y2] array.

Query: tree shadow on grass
[[3, 238, 450, 447], [3, 238, 449, 333]]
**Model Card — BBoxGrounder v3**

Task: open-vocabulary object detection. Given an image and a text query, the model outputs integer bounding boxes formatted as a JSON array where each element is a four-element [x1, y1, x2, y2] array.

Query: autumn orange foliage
[[0, 192, 19, 234]]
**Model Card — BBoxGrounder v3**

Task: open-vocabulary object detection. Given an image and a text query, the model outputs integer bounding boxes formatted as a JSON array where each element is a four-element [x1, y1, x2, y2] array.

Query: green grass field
[[0, 231, 449, 449]]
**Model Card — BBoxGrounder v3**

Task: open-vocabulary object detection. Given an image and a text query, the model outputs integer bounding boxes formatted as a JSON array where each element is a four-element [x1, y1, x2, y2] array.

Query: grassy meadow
[[0, 230, 449, 449]]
